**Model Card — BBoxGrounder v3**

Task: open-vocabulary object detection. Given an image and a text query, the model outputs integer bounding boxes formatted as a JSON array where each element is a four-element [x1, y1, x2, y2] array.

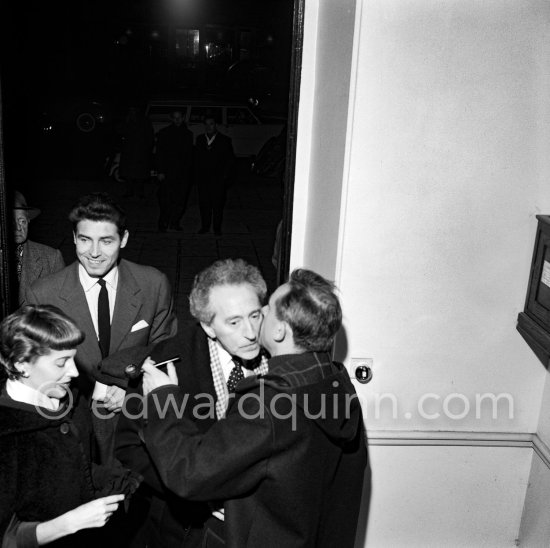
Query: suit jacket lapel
[[19, 242, 40, 299], [19, 243, 31, 303], [23, 240, 41, 278], [195, 328, 217, 397], [110, 260, 142, 354], [59, 263, 102, 371]]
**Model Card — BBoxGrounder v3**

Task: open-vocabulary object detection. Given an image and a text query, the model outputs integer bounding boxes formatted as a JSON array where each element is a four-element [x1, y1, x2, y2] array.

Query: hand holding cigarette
[[141, 356, 179, 396]]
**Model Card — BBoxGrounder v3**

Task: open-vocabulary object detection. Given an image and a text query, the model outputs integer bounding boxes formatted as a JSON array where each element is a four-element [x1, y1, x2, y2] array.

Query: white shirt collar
[[6, 379, 60, 411], [78, 263, 119, 292], [216, 341, 234, 369], [206, 133, 217, 147]]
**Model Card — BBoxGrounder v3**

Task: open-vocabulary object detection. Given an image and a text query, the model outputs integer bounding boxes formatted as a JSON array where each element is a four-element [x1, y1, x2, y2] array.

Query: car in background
[[251, 125, 287, 179], [145, 99, 285, 157], [33, 97, 117, 178], [38, 97, 114, 136]]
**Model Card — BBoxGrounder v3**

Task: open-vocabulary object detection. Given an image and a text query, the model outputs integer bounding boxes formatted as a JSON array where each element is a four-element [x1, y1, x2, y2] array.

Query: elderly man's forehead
[[13, 209, 29, 219], [207, 282, 261, 314]]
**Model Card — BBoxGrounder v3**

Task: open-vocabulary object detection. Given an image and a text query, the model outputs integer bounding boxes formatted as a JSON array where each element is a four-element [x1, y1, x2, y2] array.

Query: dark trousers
[[198, 181, 226, 232], [92, 405, 120, 466], [158, 177, 192, 229]]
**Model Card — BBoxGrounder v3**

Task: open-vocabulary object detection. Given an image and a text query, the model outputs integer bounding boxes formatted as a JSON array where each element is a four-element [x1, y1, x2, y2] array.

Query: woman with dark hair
[[0, 305, 138, 547]]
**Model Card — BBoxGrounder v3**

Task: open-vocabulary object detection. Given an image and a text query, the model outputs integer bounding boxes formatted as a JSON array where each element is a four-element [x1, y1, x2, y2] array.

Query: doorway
[[0, 0, 304, 319]]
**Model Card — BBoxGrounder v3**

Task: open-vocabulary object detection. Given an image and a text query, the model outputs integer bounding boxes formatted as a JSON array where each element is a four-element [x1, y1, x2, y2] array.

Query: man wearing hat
[[13, 190, 65, 304]]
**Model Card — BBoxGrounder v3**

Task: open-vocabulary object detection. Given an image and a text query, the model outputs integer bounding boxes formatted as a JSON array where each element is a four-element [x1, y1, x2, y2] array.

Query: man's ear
[[200, 321, 216, 340], [73, 231, 77, 245], [272, 320, 288, 343], [120, 230, 129, 249]]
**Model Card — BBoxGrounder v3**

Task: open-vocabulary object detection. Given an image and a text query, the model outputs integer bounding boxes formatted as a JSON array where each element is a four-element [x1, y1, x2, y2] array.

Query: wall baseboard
[[367, 430, 550, 470]]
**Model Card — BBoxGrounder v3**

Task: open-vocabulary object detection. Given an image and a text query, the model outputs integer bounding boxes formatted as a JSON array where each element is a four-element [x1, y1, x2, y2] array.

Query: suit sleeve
[[116, 388, 170, 494], [142, 384, 272, 501], [149, 272, 177, 345], [115, 336, 196, 492]]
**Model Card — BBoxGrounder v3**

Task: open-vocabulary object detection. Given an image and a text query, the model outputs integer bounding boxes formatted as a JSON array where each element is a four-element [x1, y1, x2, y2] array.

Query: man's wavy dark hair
[[68, 192, 127, 236]]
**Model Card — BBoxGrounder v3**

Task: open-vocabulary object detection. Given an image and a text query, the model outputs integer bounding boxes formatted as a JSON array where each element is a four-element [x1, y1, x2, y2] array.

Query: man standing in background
[[195, 115, 235, 236], [119, 106, 154, 199], [12, 190, 64, 305], [155, 110, 194, 232]]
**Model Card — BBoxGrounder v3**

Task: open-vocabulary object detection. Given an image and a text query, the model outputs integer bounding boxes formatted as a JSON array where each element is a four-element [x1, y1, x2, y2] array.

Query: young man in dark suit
[[24, 192, 177, 465]]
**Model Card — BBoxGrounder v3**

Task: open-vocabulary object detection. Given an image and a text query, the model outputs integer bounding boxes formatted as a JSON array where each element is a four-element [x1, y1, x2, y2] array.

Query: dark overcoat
[[194, 132, 234, 190], [142, 351, 368, 548], [156, 123, 194, 180], [0, 388, 139, 548]]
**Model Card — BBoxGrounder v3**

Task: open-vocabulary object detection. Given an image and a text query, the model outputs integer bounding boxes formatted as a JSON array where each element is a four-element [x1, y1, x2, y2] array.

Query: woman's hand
[[63, 494, 125, 531], [35, 494, 125, 544]]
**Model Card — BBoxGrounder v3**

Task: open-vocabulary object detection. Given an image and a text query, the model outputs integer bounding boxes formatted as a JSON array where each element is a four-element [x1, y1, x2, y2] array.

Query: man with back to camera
[[138, 268, 368, 548], [24, 192, 177, 465], [98, 258, 269, 547], [12, 190, 65, 305], [155, 109, 194, 232]]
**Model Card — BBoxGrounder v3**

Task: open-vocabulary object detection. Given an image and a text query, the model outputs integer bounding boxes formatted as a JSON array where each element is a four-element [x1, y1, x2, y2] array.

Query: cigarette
[[124, 356, 181, 378], [150, 356, 181, 368]]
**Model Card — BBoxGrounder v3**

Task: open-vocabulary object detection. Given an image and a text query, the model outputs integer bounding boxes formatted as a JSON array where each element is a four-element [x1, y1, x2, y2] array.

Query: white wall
[[365, 445, 531, 548], [517, 449, 550, 546], [339, 0, 550, 433], [292, 0, 550, 545]]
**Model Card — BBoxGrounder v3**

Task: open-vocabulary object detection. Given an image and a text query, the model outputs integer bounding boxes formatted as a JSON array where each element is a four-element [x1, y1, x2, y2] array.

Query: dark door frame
[[0, 81, 13, 319], [276, 0, 304, 286]]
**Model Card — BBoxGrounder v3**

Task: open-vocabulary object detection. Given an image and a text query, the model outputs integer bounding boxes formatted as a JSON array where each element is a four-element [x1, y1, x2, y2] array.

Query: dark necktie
[[97, 278, 111, 358], [227, 357, 245, 393]]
